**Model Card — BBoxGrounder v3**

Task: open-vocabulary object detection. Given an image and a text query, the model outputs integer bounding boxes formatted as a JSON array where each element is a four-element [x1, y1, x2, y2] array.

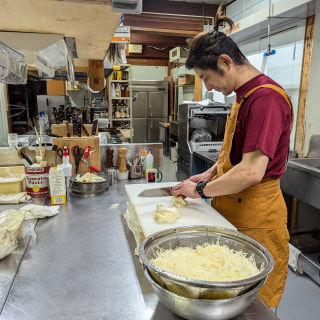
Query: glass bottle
[[116, 83, 121, 97], [119, 100, 124, 118], [112, 101, 116, 118], [125, 85, 130, 97], [126, 102, 130, 118], [115, 101, 121, 118], [111, 83, 116, 97]]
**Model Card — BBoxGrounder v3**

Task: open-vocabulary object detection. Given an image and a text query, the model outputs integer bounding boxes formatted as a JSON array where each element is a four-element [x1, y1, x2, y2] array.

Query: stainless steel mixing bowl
[[144, 266, 266, 320], [69, 173, 109, 196], [139, 226, 274, 299]]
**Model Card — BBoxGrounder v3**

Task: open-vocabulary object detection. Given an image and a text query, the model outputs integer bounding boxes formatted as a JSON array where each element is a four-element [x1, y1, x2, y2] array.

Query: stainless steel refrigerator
[[131, 80, 168, 143]]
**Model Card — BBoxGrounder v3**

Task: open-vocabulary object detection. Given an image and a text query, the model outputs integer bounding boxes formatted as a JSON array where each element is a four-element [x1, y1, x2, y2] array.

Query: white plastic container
[[117, 170, 129, 180], [62, 146, 73, 177]]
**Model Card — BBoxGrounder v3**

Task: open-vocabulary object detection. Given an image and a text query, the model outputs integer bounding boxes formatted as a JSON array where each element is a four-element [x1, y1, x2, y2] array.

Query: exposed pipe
[[264, 0, 276, 56]]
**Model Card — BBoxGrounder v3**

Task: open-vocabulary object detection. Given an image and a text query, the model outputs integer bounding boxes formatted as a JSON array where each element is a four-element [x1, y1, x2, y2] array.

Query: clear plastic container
[[145, 151, 154, 170]]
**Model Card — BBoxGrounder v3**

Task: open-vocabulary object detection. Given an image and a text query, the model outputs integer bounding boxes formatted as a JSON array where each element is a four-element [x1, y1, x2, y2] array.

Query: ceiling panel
[[0, 0, 122, 68]]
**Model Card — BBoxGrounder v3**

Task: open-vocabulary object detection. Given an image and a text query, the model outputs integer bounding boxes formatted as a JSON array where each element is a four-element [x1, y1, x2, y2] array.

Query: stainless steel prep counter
[[0, 180, 278, 320]]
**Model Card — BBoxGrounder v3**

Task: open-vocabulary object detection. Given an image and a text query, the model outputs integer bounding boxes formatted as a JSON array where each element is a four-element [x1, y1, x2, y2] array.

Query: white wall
[[131, 65, 168, 81], [232, 19, 306, 151], [226, 0, 320, 155]]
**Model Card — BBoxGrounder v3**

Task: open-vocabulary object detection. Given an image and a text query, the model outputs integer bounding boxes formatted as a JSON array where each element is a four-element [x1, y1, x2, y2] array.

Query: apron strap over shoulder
[[239, 84, 294, 170]]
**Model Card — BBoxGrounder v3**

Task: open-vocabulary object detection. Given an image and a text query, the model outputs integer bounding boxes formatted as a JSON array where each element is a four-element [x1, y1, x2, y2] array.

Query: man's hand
[[172, 180, 200, 199]]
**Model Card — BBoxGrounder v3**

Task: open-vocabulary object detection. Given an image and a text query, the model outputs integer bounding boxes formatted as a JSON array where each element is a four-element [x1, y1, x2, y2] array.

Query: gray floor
[[161, 155, 320, 320]]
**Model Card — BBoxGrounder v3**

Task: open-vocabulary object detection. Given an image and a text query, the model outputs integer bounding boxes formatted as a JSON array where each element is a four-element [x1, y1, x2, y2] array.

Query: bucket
[[25, 166, 50, 197], [129, 165, 143, 179]]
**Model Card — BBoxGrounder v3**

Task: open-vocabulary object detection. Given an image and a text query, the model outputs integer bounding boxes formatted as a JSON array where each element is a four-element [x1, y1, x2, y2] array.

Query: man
[[172, 6, 293, 308]]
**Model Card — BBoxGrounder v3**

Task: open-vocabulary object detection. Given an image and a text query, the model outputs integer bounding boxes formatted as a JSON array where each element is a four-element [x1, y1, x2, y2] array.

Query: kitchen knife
[[82, 108, 87, 124], [65, 107, 71, 122], [48, 133, 63, 138], [73, 118, 78, 136], [20, 151, 33, 165], [137, 187, 172, 197], [77, 118, 82, 137], [90, 108, 94, 124], [58, 105, 65, 122], [92, 119, 98, 136], [81, 124, 90, 136], [66, 121, 70, 137]]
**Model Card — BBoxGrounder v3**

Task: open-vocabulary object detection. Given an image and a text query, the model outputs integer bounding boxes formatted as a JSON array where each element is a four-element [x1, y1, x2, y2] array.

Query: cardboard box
[[178, 74, 195, 85], [0, 166, 26, 194]]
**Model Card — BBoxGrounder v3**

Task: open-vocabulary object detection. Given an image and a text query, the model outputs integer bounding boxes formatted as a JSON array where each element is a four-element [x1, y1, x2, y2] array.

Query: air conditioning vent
[[169, 46, 189, 62]]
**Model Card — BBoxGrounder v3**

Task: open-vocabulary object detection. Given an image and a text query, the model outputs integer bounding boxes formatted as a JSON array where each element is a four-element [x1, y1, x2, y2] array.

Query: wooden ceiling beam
[[126, 58, 168, 66], [142, 0, 218, 17], [124, 13, 204, 32], [129, 33, 188, 46], [130, 26, 199, 37], [126, 45, 170, 59]]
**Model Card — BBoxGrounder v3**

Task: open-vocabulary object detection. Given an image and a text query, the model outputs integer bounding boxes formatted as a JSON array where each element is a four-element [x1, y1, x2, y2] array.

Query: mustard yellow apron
[[212, 84, 293, 307]]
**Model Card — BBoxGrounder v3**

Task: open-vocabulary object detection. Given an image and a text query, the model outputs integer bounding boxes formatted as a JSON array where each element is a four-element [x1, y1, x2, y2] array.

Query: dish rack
[[190, 141, 223, 152]]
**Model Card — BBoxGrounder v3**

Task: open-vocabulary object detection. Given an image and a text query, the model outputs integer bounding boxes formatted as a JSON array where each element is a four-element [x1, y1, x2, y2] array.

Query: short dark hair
[[186, 5, 248, 73]]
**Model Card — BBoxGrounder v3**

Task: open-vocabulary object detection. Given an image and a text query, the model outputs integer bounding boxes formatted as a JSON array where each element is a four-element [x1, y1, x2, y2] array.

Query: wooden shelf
[[108, 64, 133, 142], [110, 80, 130, 83], [110, 97, 132, 100]]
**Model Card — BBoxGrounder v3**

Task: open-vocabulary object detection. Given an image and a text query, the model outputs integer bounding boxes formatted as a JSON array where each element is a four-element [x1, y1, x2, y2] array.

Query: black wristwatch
[[196, 181, 209, 199]]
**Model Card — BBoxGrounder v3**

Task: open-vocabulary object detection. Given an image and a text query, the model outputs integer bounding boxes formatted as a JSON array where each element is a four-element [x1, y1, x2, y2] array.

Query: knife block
[[51, 124, 98, 137], [52, 136, 100, 175]]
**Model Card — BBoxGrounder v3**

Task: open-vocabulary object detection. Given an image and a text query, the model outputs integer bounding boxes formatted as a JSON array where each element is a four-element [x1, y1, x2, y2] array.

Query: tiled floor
[[277, 268, 320, 319], [161, 155, 320, 319]]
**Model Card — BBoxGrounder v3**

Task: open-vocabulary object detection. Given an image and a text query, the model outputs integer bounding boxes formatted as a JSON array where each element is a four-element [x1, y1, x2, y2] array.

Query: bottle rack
[[108, 64, 132, 142]]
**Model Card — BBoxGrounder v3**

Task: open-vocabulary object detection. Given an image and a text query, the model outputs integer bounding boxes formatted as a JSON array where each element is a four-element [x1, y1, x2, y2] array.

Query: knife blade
[[138, 187, 172, 197]]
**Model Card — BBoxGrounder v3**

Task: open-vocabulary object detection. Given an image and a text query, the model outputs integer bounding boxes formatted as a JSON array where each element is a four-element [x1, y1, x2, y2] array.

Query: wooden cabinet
[[47, 80, 66, 95]]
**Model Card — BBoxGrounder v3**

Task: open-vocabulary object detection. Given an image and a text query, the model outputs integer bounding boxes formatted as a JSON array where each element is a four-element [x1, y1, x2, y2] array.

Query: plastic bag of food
[[0, 209, 24, 260], [19, 204, 60, 220]]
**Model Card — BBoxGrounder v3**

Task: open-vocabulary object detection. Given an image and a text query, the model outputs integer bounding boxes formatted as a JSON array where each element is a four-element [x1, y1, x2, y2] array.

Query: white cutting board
[[125, 182, 236, 237]]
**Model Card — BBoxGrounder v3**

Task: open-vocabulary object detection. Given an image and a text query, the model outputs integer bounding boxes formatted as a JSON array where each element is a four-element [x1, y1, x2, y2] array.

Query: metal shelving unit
[[108, 64, 132, 142]]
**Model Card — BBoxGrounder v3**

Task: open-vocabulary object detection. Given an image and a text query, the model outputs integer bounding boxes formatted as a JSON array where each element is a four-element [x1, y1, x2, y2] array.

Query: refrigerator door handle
[[132, 91, 137, 101]]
